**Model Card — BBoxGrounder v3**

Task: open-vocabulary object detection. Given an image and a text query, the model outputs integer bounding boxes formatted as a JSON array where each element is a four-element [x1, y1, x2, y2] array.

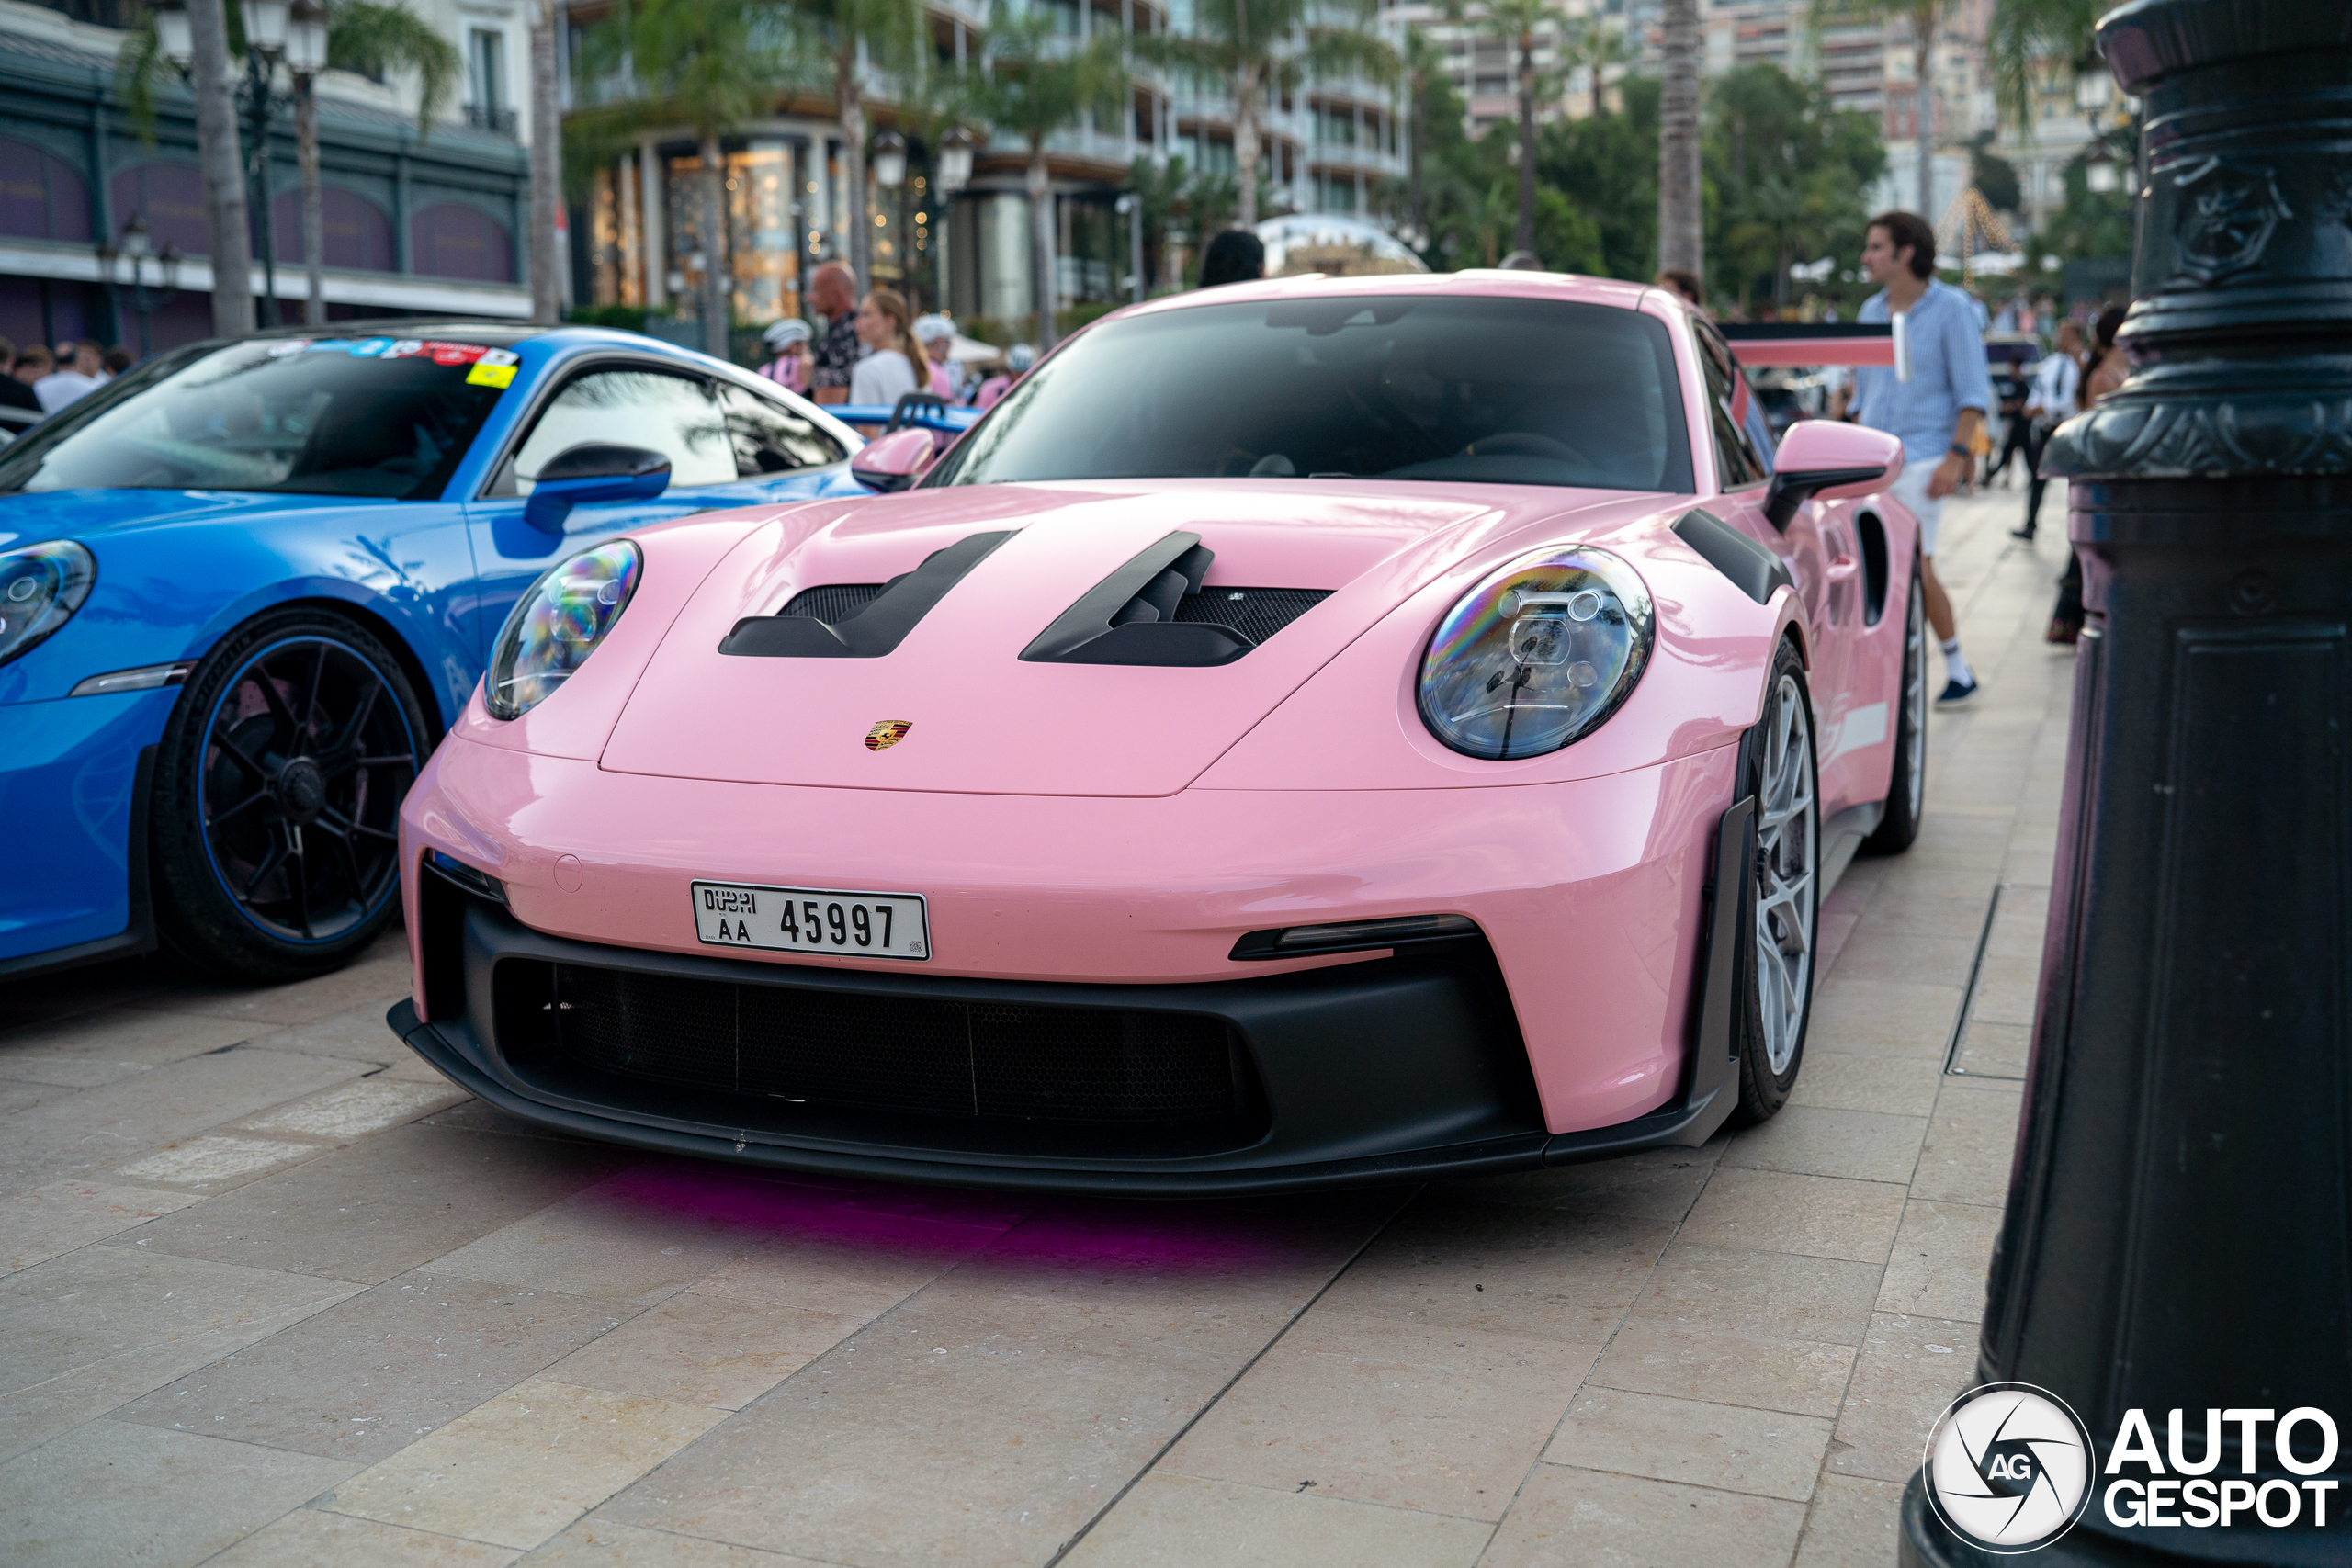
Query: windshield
[[0, 336, 514, 499], [927, 296, 1692, 492]]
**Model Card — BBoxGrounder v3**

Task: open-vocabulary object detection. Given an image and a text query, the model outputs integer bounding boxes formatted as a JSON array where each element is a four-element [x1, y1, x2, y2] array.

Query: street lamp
[[870, 129, 908, 193], [870, 129, 906, 290], [156, 5, 193, 67], [1904, 0, 2352, 1559], [932, 126, 976, 313]]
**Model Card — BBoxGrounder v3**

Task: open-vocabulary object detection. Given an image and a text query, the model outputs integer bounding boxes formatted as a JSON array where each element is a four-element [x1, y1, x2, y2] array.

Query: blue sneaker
[[1936, 675, 1979, 705]]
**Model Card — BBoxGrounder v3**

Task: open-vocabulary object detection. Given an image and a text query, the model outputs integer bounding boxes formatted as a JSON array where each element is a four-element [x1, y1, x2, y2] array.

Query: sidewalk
[[0, 482, 2078, 1568]]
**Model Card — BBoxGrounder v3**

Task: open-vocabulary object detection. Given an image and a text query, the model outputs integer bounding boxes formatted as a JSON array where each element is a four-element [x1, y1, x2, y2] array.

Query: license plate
[[691, 881, 930, 960]]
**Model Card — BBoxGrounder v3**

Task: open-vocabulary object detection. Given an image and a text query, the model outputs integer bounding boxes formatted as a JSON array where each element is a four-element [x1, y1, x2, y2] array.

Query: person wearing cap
[[975, 343, 1035, 412], [912, 313, 961, 403], [756, 318, 812, 394]]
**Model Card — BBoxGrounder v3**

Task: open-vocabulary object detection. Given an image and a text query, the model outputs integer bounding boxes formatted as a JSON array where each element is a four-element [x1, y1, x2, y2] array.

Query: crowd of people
[[751, 260, 1040, 424], [0, 338, 128, 419]]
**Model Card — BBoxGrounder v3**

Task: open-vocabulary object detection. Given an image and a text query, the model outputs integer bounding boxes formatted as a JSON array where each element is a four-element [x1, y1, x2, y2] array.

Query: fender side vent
[[721, 531, 1013, 658], [1673, 509, 1792, 605]]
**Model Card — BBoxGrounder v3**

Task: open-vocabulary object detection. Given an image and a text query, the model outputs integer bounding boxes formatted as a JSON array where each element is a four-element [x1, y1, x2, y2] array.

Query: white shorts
[[1891, 463, 1943, 557]]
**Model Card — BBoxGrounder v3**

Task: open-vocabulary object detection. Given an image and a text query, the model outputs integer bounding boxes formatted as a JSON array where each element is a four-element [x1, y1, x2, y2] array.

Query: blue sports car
[[0, 321, 869, 983]]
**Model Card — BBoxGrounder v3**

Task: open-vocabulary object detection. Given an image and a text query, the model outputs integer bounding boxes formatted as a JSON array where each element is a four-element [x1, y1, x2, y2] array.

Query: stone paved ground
[[0, 483, 2073, 1568]]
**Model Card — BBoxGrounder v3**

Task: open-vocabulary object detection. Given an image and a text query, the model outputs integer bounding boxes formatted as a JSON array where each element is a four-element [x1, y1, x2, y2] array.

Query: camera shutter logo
[[1923, 1382, 2095, 1553]]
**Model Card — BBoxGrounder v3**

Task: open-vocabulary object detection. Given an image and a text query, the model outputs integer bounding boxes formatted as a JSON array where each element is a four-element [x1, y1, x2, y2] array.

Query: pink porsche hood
[[591, 479, 1701, 797]]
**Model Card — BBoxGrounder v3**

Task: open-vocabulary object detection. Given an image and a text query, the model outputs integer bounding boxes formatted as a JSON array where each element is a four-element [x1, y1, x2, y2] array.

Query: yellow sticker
[[467, 362, 517, 388]]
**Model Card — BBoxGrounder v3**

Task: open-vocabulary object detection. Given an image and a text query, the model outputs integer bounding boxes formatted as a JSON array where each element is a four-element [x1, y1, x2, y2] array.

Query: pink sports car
[[390, 273, 1926, 1193]]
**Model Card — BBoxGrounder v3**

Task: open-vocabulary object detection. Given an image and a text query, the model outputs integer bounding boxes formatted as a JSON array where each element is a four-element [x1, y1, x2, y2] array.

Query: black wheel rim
[[196, 634, 418, 943]]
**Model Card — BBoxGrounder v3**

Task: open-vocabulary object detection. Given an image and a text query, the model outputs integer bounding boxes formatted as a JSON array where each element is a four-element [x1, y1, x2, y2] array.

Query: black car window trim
[[1691, 320, 1770, 491], [712, 378, 851, 476]]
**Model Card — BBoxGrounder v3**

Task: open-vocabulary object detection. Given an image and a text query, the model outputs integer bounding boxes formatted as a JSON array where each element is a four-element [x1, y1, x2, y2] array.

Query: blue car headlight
[[1417, 545, 1654, 760], [0, 541, 96, 669], [485, 540, 641, 719]]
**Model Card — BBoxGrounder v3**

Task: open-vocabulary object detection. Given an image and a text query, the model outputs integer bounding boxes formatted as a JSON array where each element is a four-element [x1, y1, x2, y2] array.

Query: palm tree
[[526, 0, 560, 323], [962, 4, 1128, 349], [574, 0, 798, 355], [1657, 0, 1701, 277], [122, 1, 458, 330], [1136, 0, 1396, 231], [312, 3, 459, 322], [791, 0, 929, 289], [1812, 0, 1951, 221], [1447, 0, 1561, 257], [1985, 0, 2101, 135]]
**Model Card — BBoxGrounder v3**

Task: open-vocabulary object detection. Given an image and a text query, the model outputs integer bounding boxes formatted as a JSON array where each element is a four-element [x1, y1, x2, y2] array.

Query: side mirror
[[850, 426, 937, 494], [1764, 421, 1904, 531], [522, 443, 672, 533]]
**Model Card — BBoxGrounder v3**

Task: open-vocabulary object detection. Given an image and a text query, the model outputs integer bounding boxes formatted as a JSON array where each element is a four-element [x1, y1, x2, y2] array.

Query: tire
[[151, 607, 431, 981], [1731, 639, 1820, 1125], [1862, 567, 1928, 855]]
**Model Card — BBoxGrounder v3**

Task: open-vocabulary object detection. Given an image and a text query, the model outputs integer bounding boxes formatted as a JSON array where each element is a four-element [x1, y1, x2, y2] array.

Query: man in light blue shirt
[[1851, 210, 1994, 704]]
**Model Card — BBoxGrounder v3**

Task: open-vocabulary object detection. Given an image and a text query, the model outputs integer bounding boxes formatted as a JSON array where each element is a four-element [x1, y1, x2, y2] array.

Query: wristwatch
[[1948, 443, 1972, 459]]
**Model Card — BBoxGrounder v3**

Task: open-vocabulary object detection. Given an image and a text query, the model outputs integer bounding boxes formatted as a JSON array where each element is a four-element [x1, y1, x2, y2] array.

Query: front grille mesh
[[517, 962, 1243, 1123], [777, 583, 887, 623], [1173, 588, 1331, 643]]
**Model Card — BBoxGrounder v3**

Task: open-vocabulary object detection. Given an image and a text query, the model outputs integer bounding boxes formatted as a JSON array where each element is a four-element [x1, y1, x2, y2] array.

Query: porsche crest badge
[[865, 720, 913, 751]]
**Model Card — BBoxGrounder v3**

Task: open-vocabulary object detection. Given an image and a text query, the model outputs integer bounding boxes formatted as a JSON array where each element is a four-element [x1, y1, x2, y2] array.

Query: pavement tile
[[598, 1327, 1217, 1568], [0, 1178, 198, 1275], [1827, 1314, 1977, 1483], [1480, 1463, 1807, 1568], [429, 1165, 876, 1306], [0, 1081, 75, 1115], [113, 1271, 629, 1463], [1588, 1317, 1856, 1419], [117, 1135, 322, 1188], [1965, 954, 2042, 1029], [239, 1001, 422, 1066], [0, 1046, 365, 1200], [1435, 1142, 1726, 1224], [1983, 903, 2051, 963], [1631, 1242, 1882, 1346], [1950, 1020, 2031, 1078], [209, 1509, 522, 1567], [1060, 1472, 1491, 1568], [0, 961, 185, 1035], [1877, 1201, 2002, 1323], [1544, 1389, 1831, 1502], [1675, 1168, 1907, 1266], [239, 1077, 469, 1141], [1787, 1055, 1945, 1117], [330, 1378, 728, 1551], [1310, 1200, 1672, 1343], [0, 1009, 258, 1088], [1898, 811, 2018, 873], [1849, 887, 1995, 942], [0, 1420, 358, 1568], [1794, 1473, 1910, 1568], [524, 1520, 832, 1564], [127, 944, 414, 1030], [545, 1293, 859, 1411], [1160, 1308, 1600, 1521], [1804, 980, 1962, 1060], [1723, 1106, 1928, 1185], [1816, 931, 1979, 990], [0, 1246, 356, 1463], [119, 1122, 627, 1285], [1909, 1085, 2024, 1207]]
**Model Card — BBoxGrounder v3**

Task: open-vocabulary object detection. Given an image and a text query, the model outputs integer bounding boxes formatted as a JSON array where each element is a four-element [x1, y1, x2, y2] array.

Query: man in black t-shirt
[[808, 262, 860, 406]]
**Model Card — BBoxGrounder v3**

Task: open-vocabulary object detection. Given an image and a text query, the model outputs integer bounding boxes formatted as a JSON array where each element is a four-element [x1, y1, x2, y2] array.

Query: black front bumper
[[390, 815, 1747, 1196]]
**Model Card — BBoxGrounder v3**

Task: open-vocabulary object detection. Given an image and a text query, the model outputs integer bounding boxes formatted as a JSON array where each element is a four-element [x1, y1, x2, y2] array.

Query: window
[[510, 367, 735, 492], [929, 297, 1693, 494], [717, 383, 846, 475], [1694, 324, 1769, 487], [469, 29, 505, 118]]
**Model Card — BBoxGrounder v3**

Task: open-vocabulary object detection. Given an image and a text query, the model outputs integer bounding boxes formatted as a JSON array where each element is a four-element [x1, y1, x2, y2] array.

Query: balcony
[[465, 103, 519, 137]]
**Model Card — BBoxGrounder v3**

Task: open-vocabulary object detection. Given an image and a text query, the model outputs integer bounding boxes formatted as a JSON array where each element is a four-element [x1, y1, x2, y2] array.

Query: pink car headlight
[[1417, 545, 1654, 761], [485, 539, 640, 719]]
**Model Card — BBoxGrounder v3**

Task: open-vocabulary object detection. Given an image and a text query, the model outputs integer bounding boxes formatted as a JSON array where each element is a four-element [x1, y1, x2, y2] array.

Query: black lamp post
[[1901, 0, 2352, 1562], [106, 215, 183, 358], [239, 0, 293, 325]]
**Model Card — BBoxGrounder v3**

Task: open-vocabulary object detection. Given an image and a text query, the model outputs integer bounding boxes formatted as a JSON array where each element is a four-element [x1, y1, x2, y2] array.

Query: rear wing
[[1720, 322, 1901, 376]]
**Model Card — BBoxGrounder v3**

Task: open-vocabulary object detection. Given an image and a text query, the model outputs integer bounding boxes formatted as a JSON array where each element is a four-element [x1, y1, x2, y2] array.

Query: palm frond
[[1984, 0, 2103, 136], [325, 0, 462, 132]]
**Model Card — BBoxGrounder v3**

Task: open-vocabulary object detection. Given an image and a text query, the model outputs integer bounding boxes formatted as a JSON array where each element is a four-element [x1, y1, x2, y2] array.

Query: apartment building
[[0, 0, 536, 354]]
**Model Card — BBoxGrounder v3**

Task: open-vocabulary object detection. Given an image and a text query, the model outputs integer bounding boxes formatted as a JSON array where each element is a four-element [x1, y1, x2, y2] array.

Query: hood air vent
[[1022, 531, 1328, 668], [721, 530, 1014, 658]]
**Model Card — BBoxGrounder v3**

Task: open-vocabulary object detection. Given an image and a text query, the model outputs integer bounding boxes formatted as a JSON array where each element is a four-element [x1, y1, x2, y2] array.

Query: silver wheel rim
[[1756, 672, 1817, 1076], [1903, 577, 1928, 821]]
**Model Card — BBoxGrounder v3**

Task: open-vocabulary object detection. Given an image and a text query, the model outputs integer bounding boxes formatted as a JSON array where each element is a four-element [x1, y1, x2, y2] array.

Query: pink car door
[[1692, 327, 1857, 797]]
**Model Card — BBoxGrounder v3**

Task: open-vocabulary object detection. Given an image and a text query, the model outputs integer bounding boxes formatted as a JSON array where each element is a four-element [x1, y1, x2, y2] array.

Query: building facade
[[0, 0, 537, 356]]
